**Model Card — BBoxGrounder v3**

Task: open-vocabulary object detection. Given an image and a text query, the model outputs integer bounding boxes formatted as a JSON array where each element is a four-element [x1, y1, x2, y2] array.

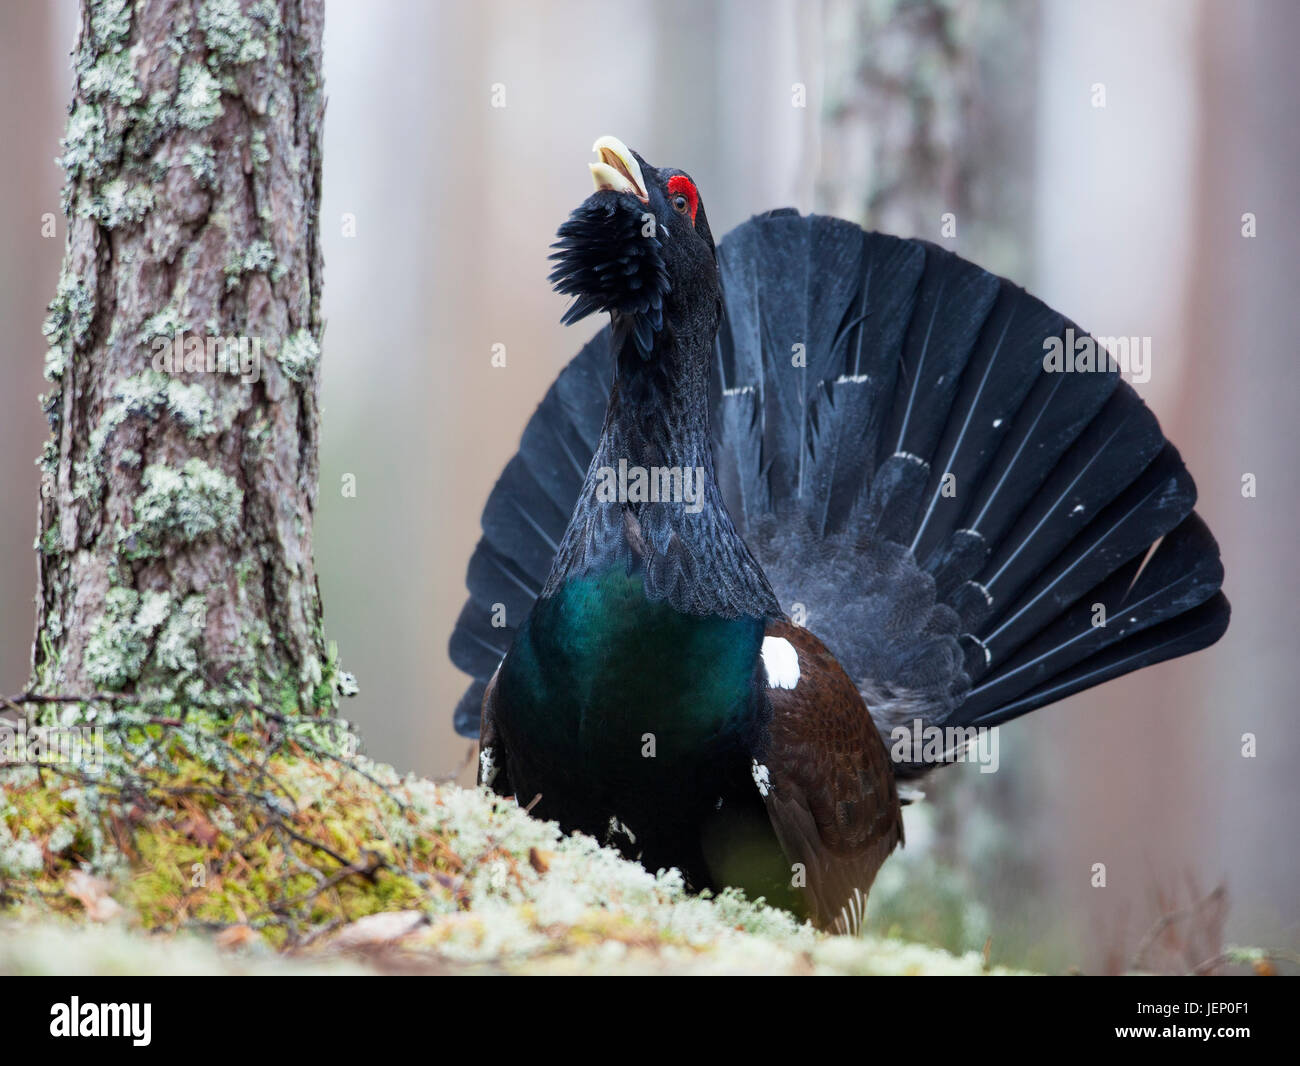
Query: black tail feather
[[805, 378, 878, 535], [976, 383, 1166, 613], [957, 515, 1226, 724], [705, 214, 1226, 743], [453, 679, 488, 739], [908, 283, 1066, 565], [449, 597, 511, 681], [975, 444, 1197, 671], [883, 246, 999, 465], [963, 591, 1230, 729]]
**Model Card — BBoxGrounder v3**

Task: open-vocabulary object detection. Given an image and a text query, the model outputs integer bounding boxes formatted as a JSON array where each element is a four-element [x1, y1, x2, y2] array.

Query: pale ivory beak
[[589, 135, 649, 203]]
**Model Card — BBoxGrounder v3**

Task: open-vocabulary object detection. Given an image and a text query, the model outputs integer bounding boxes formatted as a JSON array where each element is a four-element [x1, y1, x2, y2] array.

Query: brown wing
[[755, 619, 904, 934]]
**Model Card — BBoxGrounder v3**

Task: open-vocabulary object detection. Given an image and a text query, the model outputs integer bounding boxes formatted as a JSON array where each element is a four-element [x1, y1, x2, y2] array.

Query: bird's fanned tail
[[711, 212, 1227, 770], [450, 210, 1228, 762]]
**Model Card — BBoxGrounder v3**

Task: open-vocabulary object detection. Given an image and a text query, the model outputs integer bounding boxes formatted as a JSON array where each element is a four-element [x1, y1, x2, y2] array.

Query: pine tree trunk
[[817, 0, 1037, 277], [32, 0, 340, 714]]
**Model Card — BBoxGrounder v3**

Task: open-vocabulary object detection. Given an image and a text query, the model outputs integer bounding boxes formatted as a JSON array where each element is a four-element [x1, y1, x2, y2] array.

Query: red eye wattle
[[667, 175, 698, 224]]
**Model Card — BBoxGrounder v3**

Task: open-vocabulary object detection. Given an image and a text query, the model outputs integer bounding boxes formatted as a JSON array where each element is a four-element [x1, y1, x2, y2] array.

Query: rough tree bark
[[32, 0, 345, 714]]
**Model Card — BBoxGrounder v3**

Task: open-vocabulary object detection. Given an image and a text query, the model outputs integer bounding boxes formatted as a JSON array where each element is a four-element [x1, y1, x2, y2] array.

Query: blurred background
[[2, 0, 1296, 972]]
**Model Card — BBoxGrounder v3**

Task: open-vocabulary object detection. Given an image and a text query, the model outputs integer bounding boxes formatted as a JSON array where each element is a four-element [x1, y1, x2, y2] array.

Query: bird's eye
[[665, 175, 699, 224]]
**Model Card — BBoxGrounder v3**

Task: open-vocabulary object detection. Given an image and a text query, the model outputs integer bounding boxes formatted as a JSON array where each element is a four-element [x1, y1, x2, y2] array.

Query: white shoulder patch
[[479, 745, 499, 787], [751, 759, 772, 797], [761, 635, 800, 689]]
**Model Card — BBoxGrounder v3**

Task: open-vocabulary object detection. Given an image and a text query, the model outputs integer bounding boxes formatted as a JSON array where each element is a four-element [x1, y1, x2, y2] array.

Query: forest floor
[[0, 707, 1019, 975]]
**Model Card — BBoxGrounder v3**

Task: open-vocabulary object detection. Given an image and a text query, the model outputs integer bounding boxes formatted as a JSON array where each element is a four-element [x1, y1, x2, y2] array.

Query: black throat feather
[[544, 214, 780, 619], [546, 185, 780, 616], [548, 196, 670, 360]]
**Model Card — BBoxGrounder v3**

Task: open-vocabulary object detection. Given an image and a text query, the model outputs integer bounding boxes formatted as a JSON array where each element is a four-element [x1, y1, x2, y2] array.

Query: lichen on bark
[[33, 0, 347, 713]]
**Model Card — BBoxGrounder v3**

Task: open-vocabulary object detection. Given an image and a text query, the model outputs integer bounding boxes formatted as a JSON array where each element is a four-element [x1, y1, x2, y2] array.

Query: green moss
[[79, 49, 143, 108], [0, 823, 44, 878], [140, 307, 187, 341], [126, 90, 178, 162], [153, 595, 207, 678], [36, 528, 62, 557], [250, 129, 271, 167], [61, 1, 138, 190], [59, 104, 111, 185], [277, 676, 299, 718]]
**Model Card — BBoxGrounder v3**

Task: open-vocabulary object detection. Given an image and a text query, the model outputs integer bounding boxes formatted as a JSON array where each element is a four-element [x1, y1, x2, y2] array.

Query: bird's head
[[549, 136, 719, 360]]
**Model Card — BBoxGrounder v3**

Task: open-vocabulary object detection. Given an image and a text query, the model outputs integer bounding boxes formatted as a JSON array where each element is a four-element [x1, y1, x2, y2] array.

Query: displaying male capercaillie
[[449, 137, 1229, 933]]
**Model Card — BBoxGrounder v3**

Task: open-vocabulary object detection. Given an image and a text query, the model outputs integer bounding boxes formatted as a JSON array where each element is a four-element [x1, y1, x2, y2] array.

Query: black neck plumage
[[541, 320, 782, 620]]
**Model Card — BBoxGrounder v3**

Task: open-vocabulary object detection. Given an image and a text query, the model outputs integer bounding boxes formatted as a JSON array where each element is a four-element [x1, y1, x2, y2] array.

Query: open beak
[[589, 135, 648, 204]]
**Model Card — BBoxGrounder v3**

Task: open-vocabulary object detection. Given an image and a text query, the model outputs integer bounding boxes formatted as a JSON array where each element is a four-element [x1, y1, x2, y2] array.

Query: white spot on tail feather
[[762, 636, 800, 689], [965, 633, 993, 666]]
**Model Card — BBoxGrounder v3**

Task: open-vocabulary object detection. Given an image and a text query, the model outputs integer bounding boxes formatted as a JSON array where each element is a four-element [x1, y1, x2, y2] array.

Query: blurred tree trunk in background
[[813, 0, 1047, 960], [818, 0, 1036, 274], [818, 0, 973, 234], [31, 0, 341, 714]]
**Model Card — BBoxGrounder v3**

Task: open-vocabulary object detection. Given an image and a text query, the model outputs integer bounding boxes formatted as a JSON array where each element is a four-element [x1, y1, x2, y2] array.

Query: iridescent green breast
[[496, 568, 765, 800]]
